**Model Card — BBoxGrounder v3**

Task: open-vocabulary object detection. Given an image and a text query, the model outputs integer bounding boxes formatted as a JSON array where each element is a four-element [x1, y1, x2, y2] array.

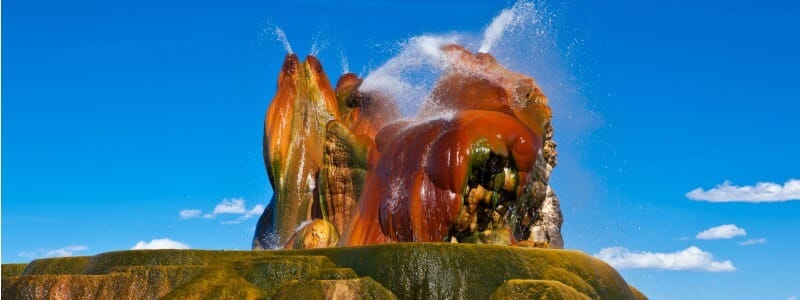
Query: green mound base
[[2, 264, 28, 278], [2, 243, 646, 300], [490, 279, 590, 299]]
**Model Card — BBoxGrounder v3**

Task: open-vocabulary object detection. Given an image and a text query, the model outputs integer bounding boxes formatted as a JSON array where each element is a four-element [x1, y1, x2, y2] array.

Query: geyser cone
[[255, 54, 341, 249]]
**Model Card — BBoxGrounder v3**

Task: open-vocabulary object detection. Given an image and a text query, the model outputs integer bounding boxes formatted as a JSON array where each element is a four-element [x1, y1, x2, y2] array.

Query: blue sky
[[3, 1, 799, 299]]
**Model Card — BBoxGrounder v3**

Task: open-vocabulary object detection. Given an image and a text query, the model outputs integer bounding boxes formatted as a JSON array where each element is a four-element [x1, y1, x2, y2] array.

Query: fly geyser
[[253, 45, 563, 251], [1, 3, 653, 298], [2, 40, 647, 300]]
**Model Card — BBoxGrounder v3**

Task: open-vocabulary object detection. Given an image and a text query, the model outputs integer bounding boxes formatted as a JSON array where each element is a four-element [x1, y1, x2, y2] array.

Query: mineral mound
[[2, 244, 646, 299], [1, 47, 649, 300], [254, 45, 563, 251]]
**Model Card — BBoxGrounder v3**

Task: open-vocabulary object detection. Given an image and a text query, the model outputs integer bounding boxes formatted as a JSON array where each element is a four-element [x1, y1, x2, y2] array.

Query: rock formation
[[2, 244, 647, 300], [254, 55, 341, 249], [0, 44, 649, 300], [254, 44, 564, 250]]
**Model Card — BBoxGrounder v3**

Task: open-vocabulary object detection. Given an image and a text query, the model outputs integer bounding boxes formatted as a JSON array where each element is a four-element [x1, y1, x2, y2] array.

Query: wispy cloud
[[19, 245, 89, 259], [212, 198, 247, 214], [179, 198, 264, 224], [696, 224, 746, 240], [179, 209, 202, 219], [131, 238, 190, 250], [244, 204, 265, 219], [738, 238, 767, 246], [686, 179, 800, 203], [594, 246, 735, 272]]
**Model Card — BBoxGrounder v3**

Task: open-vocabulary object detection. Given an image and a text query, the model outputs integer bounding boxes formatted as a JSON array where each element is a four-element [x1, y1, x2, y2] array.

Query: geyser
[[253, 41, 563, 250]]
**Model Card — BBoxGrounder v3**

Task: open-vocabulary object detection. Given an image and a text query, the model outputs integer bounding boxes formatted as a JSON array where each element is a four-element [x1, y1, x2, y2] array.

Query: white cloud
[[213, 198, 247, 214], [696, 224, 747, 240], [179, 209, 202, 219], [594, 246, 735, 272], [19, 245, 89, 259], [788, 296, 796, 300], [179, 198, 264, 224], [220, 204, 266, 224], [131, 238, 190, 250], [45, 245, 89, 257], [243, 204, 265, 219], [686, 179, 800, 203], [739, 238, 767, 246]]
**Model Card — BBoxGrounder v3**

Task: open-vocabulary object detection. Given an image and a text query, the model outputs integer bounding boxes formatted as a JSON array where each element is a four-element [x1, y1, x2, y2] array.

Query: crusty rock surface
[[2, 244, 647, 300], [256, 45, 564, 250]]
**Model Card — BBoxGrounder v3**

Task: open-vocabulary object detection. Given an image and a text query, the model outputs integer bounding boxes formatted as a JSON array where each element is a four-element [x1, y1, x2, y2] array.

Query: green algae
[[273, 278, 398, 299], [233, 256, 337, 295], [1, 244, 644, 300], [293, 243, 638, 300], [107, 265, 208, 298], [84, 250, 258, 274], [309, 267, 358, 280], [490, 279, 591, 300], [2, 263, 28, 278], [4, 273, 172, 299], [23, 256, 90, 275], [161, 266, 266, 300]]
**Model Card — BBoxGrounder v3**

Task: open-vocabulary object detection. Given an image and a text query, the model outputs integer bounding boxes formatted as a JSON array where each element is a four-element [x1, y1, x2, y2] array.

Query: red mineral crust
[[340, 111, 542, 245]]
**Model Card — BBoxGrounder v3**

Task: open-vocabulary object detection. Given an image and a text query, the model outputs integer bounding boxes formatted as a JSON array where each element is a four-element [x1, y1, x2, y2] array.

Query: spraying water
[[479, 9, 515, 53], [309, 33, 329, 56], [478, 1, 537, 53], [273, 26, 293, 54], [340, 50, 350, 74], [359, 34, 461, 116], [358, 0, 550, 118]]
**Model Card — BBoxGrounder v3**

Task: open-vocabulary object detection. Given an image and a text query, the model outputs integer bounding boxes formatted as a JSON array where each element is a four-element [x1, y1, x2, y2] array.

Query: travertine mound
[[3, 244, 646, 300]]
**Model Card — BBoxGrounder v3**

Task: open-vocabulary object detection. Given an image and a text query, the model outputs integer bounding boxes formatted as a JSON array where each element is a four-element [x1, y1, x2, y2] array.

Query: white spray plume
[[359, 34, 461, 117], [479, 8, 515, 53], [480, 1, 537, 53], [358, 0, 555, 119], [310, 32, 329, 56], [340, 49, 350, 74], [273, 26, 293, 54]]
